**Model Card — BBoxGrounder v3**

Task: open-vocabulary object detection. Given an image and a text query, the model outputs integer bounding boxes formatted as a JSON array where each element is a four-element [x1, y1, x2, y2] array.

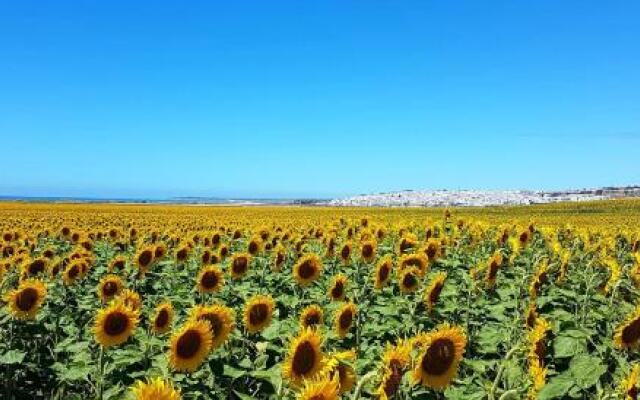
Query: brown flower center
[[16, 287, 38, 311], [249, 303, 269, 326], [421, 338, 455, 375], [292, 340, 316, 376], [201, 271, 219, 289], [176, 330, 202, 359], [104, 312, 129, 336], [339, 309, 353, 330], [155, 308, 169, 329], [298, 260, 316, 279]]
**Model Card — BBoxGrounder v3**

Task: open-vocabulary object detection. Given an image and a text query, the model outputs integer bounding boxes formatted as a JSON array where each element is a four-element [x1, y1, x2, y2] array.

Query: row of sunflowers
[[1, 201, 640, 399]]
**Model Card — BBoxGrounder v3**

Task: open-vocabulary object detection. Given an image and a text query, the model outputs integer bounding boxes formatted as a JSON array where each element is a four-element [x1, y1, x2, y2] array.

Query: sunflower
[[398, 253, 429, 276], [195, 265, 224, 294], [423, 238, 442, 262], [247, 236, 263, 256], [243, 295, 275, 333], [168, 320, 213, 372], [282, 327, 324, 386], [327, 274, 348, 301], [22, 257, 48, 278], [423, 272, 446, 311], [5, 279, 47, 320], [135, 247, 155, 273], [334, 302, 357, 338], [130, 377, 181, 400], [118, 289, 142, 312], [525, 303, 538, 329], [62, 261, 83, 286], [614, 306, 640, 350], [175, 246, 190, 263], [219, 244, 230, 260], [374, 256, 393, 289], [527, 317, 550, 367], [300, 304, 324, 329], [293, 254, 323, 286], [412, 324, 467, 390], [109, 256, 127, 272], [528, 361, 547, 399], [360, 240, 377, 263], [339, 242, 352, 264], [397, 233, 418, 254], [272, 245, 287, 271], [189, 304, 235, 349], [97, 274, 124, 303], [620, 364, 640, 400], [230, 252, 251, 279], [297, 375, 340, 400], [398, 267, 421, 294], [484, 251, 503, 287], [376, 340, 412, 400], [152, 302, 174, 334], [322, 349, 357, 394], [529, 260, 549, 299], [93, 302, 139, 347]]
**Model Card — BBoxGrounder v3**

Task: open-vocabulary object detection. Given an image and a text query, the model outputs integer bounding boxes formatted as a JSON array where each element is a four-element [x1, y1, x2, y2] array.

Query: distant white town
[[328, 187, 640, 207]]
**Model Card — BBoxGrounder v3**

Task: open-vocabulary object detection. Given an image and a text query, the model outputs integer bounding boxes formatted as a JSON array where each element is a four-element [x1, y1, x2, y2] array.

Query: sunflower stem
[[351, 370, 377, 400], [96, 346, 104, 400], [488, 345, 520, 400]]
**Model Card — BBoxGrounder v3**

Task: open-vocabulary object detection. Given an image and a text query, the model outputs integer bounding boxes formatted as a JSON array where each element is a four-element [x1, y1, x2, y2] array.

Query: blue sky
[[1, 1, 639, 198]]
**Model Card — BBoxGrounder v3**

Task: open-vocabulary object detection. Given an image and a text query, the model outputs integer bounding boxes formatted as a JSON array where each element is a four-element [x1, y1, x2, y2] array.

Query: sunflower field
[[2, 201, 640, 400]]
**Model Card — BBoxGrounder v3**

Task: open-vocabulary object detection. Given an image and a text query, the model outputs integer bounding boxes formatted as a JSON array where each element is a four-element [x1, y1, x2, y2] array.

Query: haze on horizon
[[1, 2, 639, 199]]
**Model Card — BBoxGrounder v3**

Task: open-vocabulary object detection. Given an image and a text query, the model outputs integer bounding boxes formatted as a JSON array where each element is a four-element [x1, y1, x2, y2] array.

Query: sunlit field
[[2, 200, 640, 399]]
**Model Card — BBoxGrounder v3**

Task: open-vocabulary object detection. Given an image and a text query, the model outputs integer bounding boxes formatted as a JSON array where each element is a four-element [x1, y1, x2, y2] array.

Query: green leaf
[[553, 335, 587, 358], [0, 350, 26, 365], [223, 364, 246, 379], [537, 373, 575, 400], [569, 354, 606, 389]]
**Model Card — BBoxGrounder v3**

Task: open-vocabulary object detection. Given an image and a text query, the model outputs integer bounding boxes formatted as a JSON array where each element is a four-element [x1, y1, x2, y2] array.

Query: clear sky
[[1, 2, 639, 199]]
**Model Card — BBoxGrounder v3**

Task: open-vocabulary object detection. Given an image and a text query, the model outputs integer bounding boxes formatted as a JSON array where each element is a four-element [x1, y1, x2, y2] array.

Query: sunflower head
[[412, 324, 467, 390], [22, 257, 48, 278], [272, 245, 287, 271], [620, 364, 640, 400], [398, 267, 421, 294], [169, 320, 213, 372], [296, 375, 340, 400], [243, 295, 275, 333], [397, 233, 418, 254], [339, 242, 352, 264], [300, 304, 324, 329], [130, 377, 181, 400], [117, 289, 142, 312], [152, 302, 174, 334], [230, 252, 251, 279], [62, 261, 84, 286], [283, 327, 324, 386], [374, 256, 394, 289], [5, 279, 47, 320], [398, 253, 429, 276], [335, 302, 357, 338], [423, 272, 447, 311], [377, 340, 412, 399], [93, 301, 139, 347], [293, 254, 323, 286], [189, 304, 235, 349], [135, 247, 155, 272], [247, 236, 263, 256], [360, 240, 377, 263], [328, 274, 348, 301], [97, 274, 124, 303], [322, 349, 357, 394], [196, 265, 224, 294], [109, 256, 127, 272]]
